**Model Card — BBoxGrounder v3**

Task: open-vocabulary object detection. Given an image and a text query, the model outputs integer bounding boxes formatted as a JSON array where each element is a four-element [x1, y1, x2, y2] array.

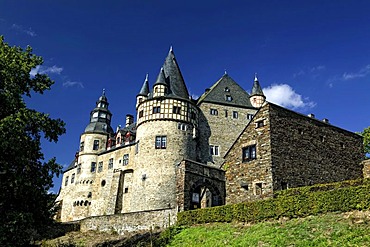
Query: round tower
[[250, 74, 266, 108], [71, 90, 114, 220], [132, 48, 199, 212]]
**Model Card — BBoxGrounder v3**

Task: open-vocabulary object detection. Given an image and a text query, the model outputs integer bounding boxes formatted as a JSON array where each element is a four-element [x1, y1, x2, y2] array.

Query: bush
[[177, 179, 370, 226]]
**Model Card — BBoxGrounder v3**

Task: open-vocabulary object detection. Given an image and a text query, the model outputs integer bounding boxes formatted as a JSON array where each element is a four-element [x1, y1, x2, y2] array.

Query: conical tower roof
[[153, 67, 168, 87], [251, 74, 264, 96], [162, 47, 190, 99], [138, 74, 150, 96]]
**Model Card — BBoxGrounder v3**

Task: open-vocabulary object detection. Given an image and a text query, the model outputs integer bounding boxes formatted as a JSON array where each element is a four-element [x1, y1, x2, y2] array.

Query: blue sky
[[1, 1, 370, 192]]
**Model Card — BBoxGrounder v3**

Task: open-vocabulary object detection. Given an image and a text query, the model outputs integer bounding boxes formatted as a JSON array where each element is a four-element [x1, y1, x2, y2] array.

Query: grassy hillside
[[167, 211, 370, 247]]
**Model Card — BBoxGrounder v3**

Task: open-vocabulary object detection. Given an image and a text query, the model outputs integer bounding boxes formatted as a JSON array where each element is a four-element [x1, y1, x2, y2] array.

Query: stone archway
[[189, 178, 222, 210]]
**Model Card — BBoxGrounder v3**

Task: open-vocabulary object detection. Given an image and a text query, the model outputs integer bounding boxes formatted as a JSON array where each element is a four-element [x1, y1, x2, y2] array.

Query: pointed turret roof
[[138, 74, 150, 96], [153, 67, 168, 86], [84, 90, 114, 134], [197, 74, 253, 108], [162, 47, 190, 99], [251, 74, 264, 96]]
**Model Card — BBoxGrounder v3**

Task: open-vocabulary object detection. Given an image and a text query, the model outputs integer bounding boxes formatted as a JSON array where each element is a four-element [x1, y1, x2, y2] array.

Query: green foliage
[[359, 126, 370, 158], [0, 36, 66, 246], [177, 179, 370, 226]]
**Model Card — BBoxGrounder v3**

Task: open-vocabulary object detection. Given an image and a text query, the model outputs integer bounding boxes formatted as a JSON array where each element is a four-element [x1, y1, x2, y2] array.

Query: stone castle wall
[[224, 104, 273, 204], [269, 104, 364, 189], [132, 119, 197, 212], [197, 102, 257, 167], [79, 208, 177, 235]]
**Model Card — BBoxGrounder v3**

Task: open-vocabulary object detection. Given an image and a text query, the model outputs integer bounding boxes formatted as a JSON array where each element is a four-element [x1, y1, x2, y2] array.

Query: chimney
[[308, 113, 315, 118], [125, 114, 134, 127]]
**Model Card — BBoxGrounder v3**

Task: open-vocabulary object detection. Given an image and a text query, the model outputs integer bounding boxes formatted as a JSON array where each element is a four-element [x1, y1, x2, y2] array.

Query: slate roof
[[251, 76, 264, 96], [161, 48, 190, 99], [137, 74, 150, 96], [65, 158, 77, 172], [197, 74, 253, 108], [153, 67, 168, 87]]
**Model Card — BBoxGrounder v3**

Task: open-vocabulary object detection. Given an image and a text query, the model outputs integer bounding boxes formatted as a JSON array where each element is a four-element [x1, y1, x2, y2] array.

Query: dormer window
[[225, 95, 232, 102], [224, 87, 230, 92]]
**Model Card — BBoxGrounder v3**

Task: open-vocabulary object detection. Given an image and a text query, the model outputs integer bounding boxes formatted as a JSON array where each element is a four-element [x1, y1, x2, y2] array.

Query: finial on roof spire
[[169, 45, 173, 52], [224, 69, 227, 75], [145, 73, 149, 81], [102, 88, 106, 95], [254, 73, 258, 82]]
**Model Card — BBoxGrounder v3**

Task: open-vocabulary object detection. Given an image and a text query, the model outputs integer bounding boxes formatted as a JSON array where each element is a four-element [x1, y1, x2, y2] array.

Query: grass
[[167, 211, 370, 247]]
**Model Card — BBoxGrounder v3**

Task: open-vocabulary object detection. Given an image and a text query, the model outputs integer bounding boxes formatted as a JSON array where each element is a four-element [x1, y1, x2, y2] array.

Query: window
[[139, 110, 143, 118], [178, 123, 187, 131], [224, 110, 228, 117], [98, 161, 103, 172], [77, 163, 81, 174], [155, 136, 167, 149], [91, 162, 96, 173], [93, 140, 99, 150], [153, 106, 161, 114], [135, 142, 139, 154], [139, 98, 142, 103], [123, 154, 129, 165], [71, 173, 75, 184], [108, 158, 114, 169], [210, 145, 219, 156], [255, 182, 263, 195], [242, 145, 256, 162], [210, 109, 218, 115], [173, 106, 181, 114], [224, 87, 230, 92], [320, 135, 325, 142], [124, 187, 129, 193], [256, 120, 264, 128], [80, 141, 84, 151], [190, 111, 196, 120], [233, 111, 238, 119], [65, 176, 69, 186], [247, 114, 253, 120], [225, 95, 232, 101]]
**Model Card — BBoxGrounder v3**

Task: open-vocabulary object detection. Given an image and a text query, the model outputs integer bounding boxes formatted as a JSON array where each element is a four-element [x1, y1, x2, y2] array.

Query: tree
[[359, 126, 370, 159], [0, 36, 66, 246]]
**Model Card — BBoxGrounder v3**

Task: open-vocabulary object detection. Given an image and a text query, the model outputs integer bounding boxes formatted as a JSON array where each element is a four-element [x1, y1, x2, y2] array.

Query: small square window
[[98, 161, 103, 172], [255, 182, 263, 195], [65, 176, 69, 186], [155, 136, 167, 149], [210, 109, 218, 115], [210, 145, 219, 156], [93, 140, 99, 150], [153, 106, 161, 114], [242, 145, 256, 162], [123, 154, 129, 165], [139, 110, 143, 118], [91, 162, 96, 173], [233, 111, 238, 119], [80, 141, 84, 151], [173, 106, 181, 114], [256, 120, 264, 128], [225, 95, 232, 102], [71, 173, 75, 184], [77, 163, 81, 174], [247, 114, 253, 120], [108, 158, 113, 169]]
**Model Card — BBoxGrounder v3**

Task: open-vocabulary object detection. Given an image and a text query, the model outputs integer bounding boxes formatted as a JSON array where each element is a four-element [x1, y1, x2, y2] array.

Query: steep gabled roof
[[197, 74, 253, 108], [162, 48, 190, 99]]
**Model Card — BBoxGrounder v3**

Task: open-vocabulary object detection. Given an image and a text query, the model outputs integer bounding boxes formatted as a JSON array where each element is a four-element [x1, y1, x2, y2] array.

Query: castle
[[56, 48, 363, 224]]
